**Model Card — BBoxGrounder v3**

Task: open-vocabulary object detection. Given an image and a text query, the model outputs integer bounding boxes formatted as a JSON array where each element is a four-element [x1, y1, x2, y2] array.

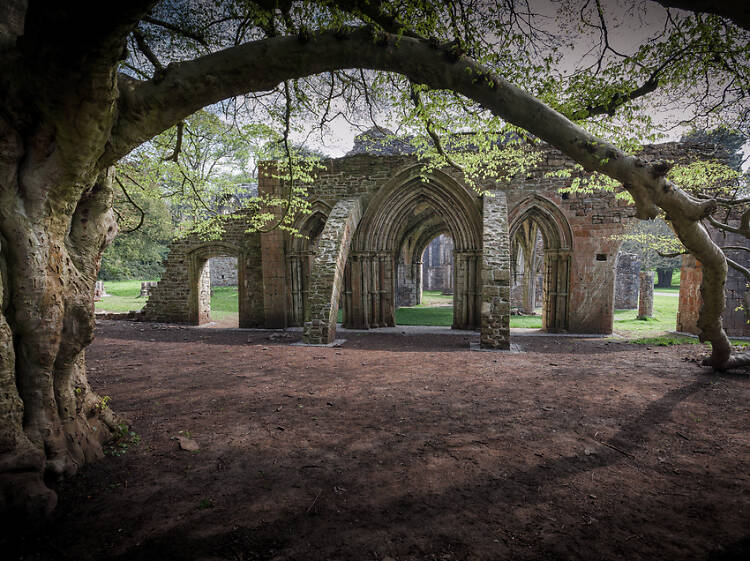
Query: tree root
[[702, 351, 750, 371]]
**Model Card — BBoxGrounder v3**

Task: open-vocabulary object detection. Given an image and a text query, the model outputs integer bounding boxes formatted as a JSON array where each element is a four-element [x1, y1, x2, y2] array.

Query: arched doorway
[[509, 195, 573, 332], [395, 222, 455, 326], [286, 201, 331, 326], [343, 166, 482, 330]]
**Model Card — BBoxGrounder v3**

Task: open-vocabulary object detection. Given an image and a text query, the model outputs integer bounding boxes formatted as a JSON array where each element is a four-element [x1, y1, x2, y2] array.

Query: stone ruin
[[677, 223, 750, 337], [614, 252, 641, 310], [422, 234, 453, 295], [141, 137, 749, 345]]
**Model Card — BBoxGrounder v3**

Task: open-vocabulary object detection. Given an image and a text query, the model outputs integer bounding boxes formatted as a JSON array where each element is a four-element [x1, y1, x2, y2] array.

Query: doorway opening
[[396, 233, 455, 326], [206, 256, 240, 327]]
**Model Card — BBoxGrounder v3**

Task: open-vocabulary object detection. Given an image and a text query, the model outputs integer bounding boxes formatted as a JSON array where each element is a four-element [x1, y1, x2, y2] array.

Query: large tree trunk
[[0, 128, 120, 515], [656, 267, 674, 288], [0, 0, 147, 516]]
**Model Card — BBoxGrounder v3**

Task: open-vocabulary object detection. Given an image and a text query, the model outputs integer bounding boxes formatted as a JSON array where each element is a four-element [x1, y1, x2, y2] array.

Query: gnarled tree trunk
[[0, 0, 146, 516], [0, 129, 120, 516]]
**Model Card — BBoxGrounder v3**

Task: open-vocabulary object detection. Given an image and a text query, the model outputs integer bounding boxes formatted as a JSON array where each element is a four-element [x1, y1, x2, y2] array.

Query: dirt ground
[[5, 320, 750, 561]]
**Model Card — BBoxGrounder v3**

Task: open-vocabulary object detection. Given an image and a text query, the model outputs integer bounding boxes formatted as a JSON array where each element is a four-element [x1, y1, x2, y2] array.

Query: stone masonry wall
[[615, 252, 641, 309], [209, 256, 238, 286], [480, 193, 511, 348], [678, 225, 750, 337], [143, 214, 264, 326], [303, 198, 363, 344]]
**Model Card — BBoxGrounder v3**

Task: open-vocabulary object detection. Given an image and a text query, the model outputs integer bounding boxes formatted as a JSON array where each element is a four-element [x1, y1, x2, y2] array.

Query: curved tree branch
[[652, 1, 750, 31], [105, 25, 735, 367], [114, 176, 145, 233]]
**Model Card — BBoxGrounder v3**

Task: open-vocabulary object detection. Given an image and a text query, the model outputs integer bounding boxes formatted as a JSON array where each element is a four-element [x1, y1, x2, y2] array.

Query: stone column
[[480, 192, 511, 349], [238, 235, 265, 328], [614, 252, 640, 309], [637, 271, 654, 319], [303, 198, 362, 344]]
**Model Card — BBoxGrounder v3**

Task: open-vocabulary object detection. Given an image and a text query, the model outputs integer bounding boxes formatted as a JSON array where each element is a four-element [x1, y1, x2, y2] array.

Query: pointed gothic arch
[[286, 200, 332, 325], [509, 195, 573, 332], [344, 165, 483, 329]]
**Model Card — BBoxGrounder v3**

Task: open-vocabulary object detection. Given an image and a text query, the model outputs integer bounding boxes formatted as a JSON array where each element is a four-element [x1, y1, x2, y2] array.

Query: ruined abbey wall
[[141, 140, 747, 345]]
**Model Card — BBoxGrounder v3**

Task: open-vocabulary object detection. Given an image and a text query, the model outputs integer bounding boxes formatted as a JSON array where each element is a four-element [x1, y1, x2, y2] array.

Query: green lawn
[[396, 305, 454, 326], [95, 280, 151, 313], [100, 281, 723, 341], [613, 293, 679, 335], [209, 287, 240, 321], [394, 290, 453, 326], [510, 315, 543, 329], [96, 280, 238, 321]]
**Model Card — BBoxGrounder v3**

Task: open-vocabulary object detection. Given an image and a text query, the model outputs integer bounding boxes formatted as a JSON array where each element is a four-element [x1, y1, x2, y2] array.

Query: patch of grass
[[510, 315, 543, 329], [630, 334, 749, 347], [104, 422, 141, 457], [95, 279, 154, 313], [396, 305, 454, 326], [197, 498, 215, 510], [613, 293, 678, 335], [209, 286, 239, 321], [630, 334, 702, 346]]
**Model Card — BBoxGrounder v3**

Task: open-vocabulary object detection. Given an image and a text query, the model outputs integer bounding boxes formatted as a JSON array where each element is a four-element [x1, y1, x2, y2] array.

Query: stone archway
[[344, 166, 483, 330], [509, 195, 573, 332], [286, 201, 331, 326]]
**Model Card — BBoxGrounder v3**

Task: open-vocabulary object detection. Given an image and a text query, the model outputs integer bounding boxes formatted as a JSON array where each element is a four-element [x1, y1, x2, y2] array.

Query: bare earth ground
[[5, 320, 750, 561]]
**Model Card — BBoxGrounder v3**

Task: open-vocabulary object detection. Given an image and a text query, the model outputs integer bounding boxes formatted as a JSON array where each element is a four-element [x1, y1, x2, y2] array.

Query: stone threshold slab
[[469, 342, 524, 353], [290, 339, 347, 347]]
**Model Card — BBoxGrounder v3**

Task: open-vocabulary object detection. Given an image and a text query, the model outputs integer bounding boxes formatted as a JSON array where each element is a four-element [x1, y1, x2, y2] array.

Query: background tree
[[620, 218, 683, 287], [0, 0, 749, 517]]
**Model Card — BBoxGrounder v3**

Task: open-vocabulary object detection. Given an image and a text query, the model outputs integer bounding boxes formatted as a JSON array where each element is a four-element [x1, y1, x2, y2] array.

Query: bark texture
[[0, 0, 149, 517]]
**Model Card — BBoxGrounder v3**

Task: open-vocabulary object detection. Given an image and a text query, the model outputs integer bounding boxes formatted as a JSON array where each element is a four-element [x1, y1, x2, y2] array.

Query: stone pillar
[[94, 281, 106, 301], [676, 255, 701, 334], [614, 252, 640, 309], [303, 198, 362, 344], [637, 271, 654, 319], [138, 281, 157, 298], [480, 192, 511, 349], [345, 254, 367, 329], [396, 259, 419, 307], [259, 166, 288, 328], [238, 235, 265, 328], [196, 257, 211, 324], [414, 260, 423, 305]]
